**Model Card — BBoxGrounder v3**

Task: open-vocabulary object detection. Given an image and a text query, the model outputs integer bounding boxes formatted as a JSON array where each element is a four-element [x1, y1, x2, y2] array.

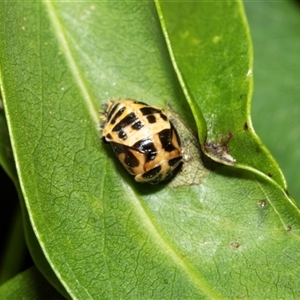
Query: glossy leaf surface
[[1, 1, 300, 298]]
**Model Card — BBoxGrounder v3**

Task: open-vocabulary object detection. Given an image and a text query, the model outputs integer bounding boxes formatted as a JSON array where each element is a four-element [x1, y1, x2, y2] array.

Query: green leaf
[[0, 107, 27, 285], [1, 1, 300, 299], [0, 101, 17, 181], [23, 198, 70, 299], [156, 0, 286, 188], [245, 1, 300, 201], [0, 99, 69, 297], [0, 266, 65, 300]]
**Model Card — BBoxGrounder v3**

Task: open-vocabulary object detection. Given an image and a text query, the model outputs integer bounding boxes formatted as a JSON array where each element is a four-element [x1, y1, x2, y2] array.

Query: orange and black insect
[[101, 99, 182, 184]]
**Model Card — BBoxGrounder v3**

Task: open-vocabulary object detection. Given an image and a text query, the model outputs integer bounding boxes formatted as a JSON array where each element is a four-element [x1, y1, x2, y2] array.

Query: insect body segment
[[101, 99, 182, 184]]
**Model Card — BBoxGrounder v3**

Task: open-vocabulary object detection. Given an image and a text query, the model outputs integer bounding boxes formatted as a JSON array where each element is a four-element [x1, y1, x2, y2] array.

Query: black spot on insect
[[113, 112, 138, 132], [108, 104, 124, 125], [158, 129, 170, 147], [133, 138, 157, 161], [106, 102, 119, 122], [124, 150, 140, 169], [140, 106, 161, 116], [158, 129, 176, 152], [168, 157, 182, 167], [149, 174, 163, 184], [131, 121, 144, 130], [146, 115, 156, 124], [105, 133, 112, 140], [142, 165, 162, 180], [243, 122, 248, 130], [110, 142, 140, 168], [110, 141, 125, 155], [118, 131, 127, 140], [160, 113, 167, 121]]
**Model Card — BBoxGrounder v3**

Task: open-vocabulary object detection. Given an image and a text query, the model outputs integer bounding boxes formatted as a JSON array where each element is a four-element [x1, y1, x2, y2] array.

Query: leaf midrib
[[42, 1, 224, 298], [129, 185, 223, 299], [44, 1, 99, 126]]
